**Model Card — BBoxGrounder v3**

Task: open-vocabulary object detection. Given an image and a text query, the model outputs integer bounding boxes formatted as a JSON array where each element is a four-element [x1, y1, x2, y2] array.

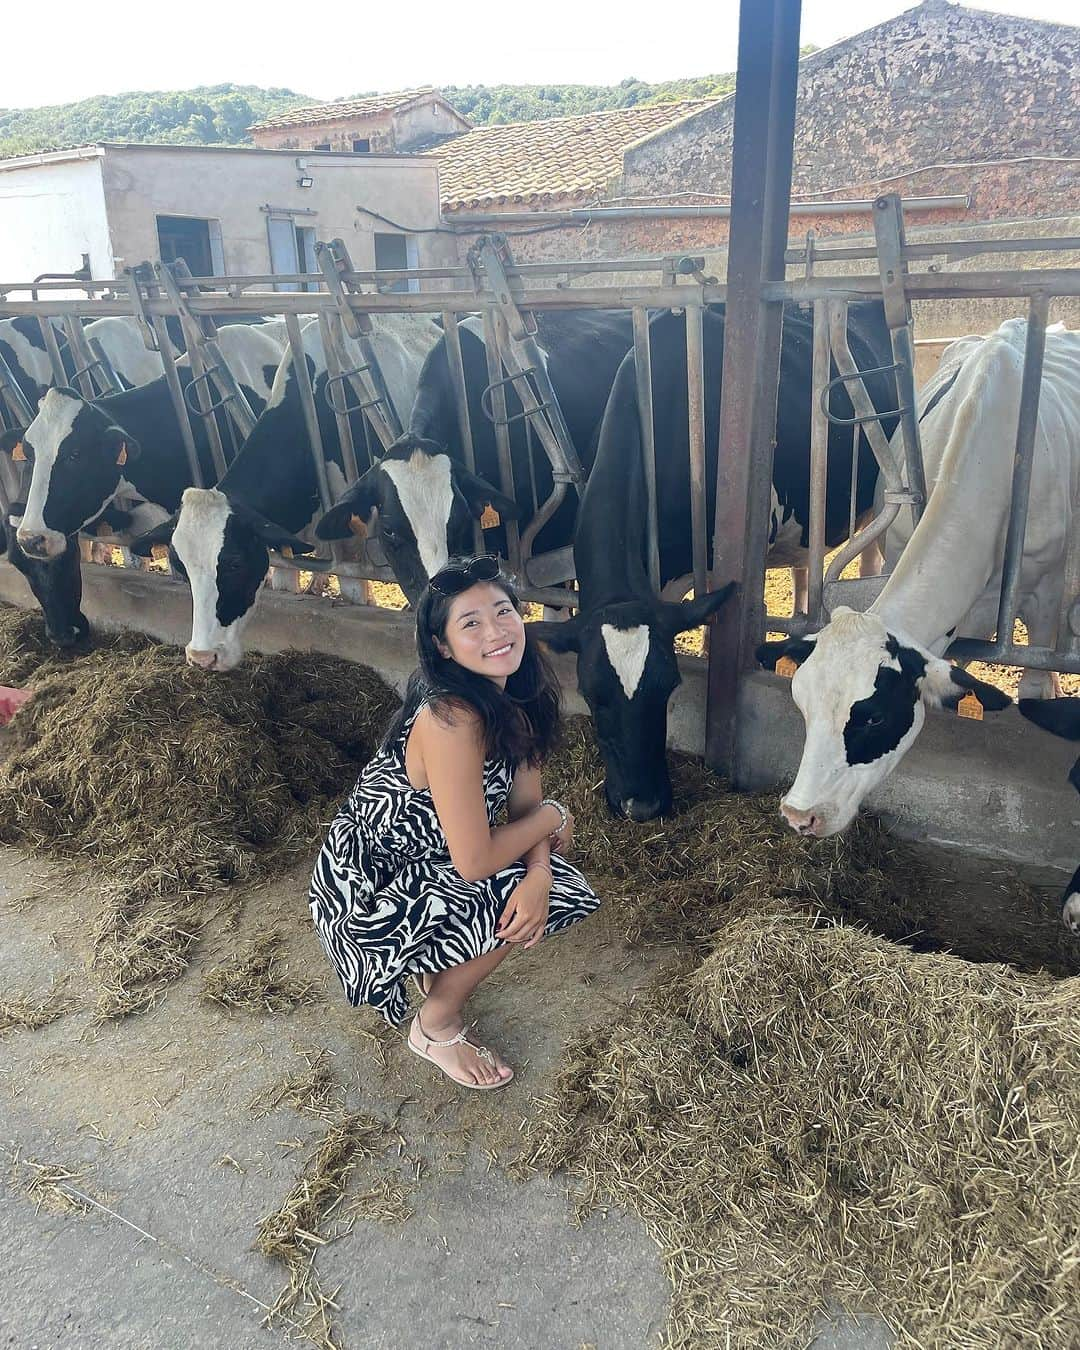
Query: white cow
[[760, 318, 1080, 837]]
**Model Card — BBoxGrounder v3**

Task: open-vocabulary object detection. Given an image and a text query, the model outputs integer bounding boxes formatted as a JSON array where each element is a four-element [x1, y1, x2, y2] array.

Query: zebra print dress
[[309, 703, 600, 1025]]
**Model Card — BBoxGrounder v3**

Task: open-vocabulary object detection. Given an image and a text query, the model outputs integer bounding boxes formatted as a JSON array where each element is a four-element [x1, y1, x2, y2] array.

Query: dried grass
[[0, 619, 398, 1017], [255, 1113, 393, 1349], [203, 929, 320, 1013], [250, 1050, 346, 1125], [518, 905, 1080, 1349], [20, 1158, 94, 1216], [0, 981, 74, 1034]]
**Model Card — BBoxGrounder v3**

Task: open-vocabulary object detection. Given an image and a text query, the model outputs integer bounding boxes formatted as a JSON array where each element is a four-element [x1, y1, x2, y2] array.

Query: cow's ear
[[130, 513, 179, 557], [315, 471, 379, 540], [1, 428, 26, 458], [916, 652, 1012, 713], [103, 426, 140, 465], [242, 512, 317, 556], [660, 581, 736, 635], [529, 617, 582, 654], [1019, 696, 1080, 741], [756, 634, 817, 671], [453, 466, 519, 521]]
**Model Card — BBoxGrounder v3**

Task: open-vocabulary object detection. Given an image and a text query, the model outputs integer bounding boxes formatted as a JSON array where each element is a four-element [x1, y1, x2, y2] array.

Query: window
[[352, 138, 370, 153], [267, 216, 319, 291], [312, 141, 331, 152], [156, 215, 224, 277], [374, 232, 419, 294]]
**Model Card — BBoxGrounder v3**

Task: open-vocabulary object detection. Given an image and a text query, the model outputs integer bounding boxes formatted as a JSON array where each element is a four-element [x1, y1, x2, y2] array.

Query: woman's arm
[[507, 763, 551, 866], [418, 708, 562, 882]]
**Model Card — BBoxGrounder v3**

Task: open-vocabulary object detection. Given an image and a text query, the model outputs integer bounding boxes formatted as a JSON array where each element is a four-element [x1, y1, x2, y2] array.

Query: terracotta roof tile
[[250, 88, 444, 132], [428, 100, 721, 209]]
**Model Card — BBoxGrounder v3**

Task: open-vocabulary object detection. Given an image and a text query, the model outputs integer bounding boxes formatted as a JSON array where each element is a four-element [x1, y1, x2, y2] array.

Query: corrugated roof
[[427, 100, 722, 209], [249, 88, 446, 132]]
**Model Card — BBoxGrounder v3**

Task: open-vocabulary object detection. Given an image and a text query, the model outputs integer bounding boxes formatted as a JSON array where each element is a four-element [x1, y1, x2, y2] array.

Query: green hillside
[[0, 60, 817, 158]]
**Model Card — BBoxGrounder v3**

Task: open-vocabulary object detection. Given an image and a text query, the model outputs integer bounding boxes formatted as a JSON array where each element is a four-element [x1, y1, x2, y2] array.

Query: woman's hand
[[496, 869, 551, 948], [548, 807, 575, 855]]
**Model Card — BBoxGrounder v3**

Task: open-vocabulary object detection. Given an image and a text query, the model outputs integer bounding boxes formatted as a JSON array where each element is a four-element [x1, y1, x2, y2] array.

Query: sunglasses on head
[[427, 554, 503, 597]]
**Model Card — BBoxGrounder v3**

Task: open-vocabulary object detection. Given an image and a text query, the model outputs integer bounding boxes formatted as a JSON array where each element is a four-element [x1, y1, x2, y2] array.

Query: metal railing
[[1, 211, 1078, 680]]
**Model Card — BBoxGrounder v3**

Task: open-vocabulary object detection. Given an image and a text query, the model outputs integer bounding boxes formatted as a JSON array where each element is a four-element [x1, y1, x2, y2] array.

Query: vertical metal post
[[805, 297, 831, 622], [705, 0, 803, 777], [318, 311, 360, 483], [483, 308, 522, 573], [60, 315, 96, 400], [151, 313, 204, 488], [873, 193, 926, 529], [632, 306, 661, 594], [1056, 508, 1080, 659], [285, 312, 333, 514], [37, 317, 67, 389], [685, 301, 709, 603], [442, 309, 485, 557], [994, 291, 1049, 647]]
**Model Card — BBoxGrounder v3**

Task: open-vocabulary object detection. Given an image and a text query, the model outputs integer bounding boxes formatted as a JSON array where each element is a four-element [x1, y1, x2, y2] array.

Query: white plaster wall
[[99, 146, 453, 276], [0, 155, 113, 288]]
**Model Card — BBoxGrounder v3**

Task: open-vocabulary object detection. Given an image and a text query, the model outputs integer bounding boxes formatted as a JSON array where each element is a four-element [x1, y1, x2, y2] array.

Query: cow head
[[0, 511, 89, 648], [758, 607, 1012, 837], [3, 388, 139, 561], [315, 435, 518, 605], [533, 584, 735, 821], [131, 487, 314, 672]]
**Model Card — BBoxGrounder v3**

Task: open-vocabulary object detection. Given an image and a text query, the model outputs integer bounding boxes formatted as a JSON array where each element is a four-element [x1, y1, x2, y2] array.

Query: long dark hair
[[382, 562, 561, 767]]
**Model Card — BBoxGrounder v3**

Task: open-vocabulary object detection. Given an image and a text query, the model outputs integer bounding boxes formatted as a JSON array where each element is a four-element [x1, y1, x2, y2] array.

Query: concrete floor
[[0, 849, 898, 1350]]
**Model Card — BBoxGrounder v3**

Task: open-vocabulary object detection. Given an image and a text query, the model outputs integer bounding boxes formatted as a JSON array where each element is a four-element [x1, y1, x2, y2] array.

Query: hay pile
[[0, 622, 398, 1016], [519, 906, 1080, 1348], [203, 929, 320, 1013]]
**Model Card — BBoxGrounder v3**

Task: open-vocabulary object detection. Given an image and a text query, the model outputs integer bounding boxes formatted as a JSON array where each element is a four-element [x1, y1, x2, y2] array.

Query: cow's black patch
[[843, 665, 918, 765], [215, 513, 273, 627]]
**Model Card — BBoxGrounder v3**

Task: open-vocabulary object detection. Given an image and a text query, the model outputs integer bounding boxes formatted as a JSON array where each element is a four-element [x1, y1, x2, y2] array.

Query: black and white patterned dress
[[309, 703, 600, 1025]]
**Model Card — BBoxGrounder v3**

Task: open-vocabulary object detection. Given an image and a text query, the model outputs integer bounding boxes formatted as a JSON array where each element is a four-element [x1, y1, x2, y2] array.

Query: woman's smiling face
[[437, 582, 526, 684]]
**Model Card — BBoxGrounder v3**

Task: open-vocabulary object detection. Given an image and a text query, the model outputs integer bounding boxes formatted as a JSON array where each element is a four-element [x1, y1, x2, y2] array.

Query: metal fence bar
[[0, 348, 35, 426], [632, 306, 661, 594], [441, 310, 485, 557], [994, 291, 1050, 647], [285, 311, 333, 515], [317, 311, 360, 485], [1055, 510, 1080, 660], [59, 315, 96, 400], [150, 313, 204, 489], [482, 308, 522, 575], [684, 301, 709, 602], [37, 317, 67, 388], [805, 298, 831, 621]]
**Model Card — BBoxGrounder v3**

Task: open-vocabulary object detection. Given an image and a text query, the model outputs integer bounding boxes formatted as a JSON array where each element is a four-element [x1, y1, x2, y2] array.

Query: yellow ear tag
[[280, 546, 294, 559], [776, 656, 799, 679], [116, 442, 128, 466], [957, 691, 984, 720], [348, 513, 368, 540], [151, 543, 169, 561], [11, 442, 25, 462], [481, 504, 501, 529]]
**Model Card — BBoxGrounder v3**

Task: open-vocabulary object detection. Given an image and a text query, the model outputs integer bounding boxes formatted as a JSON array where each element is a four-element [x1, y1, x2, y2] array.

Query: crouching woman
[[309, 555, 599, 1090]]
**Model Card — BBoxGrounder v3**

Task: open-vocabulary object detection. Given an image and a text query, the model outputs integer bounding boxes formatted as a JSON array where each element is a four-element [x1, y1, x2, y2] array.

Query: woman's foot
[[407, 1011, 513, 1089]]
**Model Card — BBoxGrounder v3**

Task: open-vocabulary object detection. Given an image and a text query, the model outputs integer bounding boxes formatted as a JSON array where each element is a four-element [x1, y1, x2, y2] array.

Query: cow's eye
[[864, 713, 884, 728]]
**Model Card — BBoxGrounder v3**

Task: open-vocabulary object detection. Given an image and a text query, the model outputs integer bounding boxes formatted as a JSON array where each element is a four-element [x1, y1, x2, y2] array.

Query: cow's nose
[[781, 803, 821, 836], [186, 648, 219, 671], [622, 797, 663, 823]]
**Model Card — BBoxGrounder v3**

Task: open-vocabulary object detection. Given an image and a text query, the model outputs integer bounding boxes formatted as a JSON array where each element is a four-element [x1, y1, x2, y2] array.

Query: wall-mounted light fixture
[[297, 175, 314, 189]]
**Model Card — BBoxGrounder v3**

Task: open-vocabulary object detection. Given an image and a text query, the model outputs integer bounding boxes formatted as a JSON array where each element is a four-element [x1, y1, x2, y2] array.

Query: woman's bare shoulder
[[414, 699, 484, 741]]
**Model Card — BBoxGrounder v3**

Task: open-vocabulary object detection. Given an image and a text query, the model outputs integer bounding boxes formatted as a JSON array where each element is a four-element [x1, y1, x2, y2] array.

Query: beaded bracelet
[[540, 797, 568, 837]]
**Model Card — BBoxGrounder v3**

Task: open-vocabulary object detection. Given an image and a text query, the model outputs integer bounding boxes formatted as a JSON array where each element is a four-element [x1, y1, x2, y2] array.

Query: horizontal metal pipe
[[446, 195, 968, 227], [947, 637, 1080, 676], [786, 233, 1080, 266]]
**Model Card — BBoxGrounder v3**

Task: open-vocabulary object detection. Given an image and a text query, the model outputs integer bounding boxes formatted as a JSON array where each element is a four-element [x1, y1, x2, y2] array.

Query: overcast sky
[[3, 0, 1075, 109]]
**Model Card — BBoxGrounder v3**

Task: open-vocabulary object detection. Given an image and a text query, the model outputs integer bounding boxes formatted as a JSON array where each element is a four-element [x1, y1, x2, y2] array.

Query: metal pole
[[1055, 504, 1080, 659], [805, 298, 831, 622], [994, 291, 1049, 647], [150, 314, 204, 489], [37, 317, 67, 388], [632, 306, 661, 594], [685, 301, 709, 603], [60, 315, 96, 400], [285, 311, 333, 514], [318, 311, 360, 484], [705, 0, 802, 778], [483, 309, 522, 574], [442, 310, 485, 557]]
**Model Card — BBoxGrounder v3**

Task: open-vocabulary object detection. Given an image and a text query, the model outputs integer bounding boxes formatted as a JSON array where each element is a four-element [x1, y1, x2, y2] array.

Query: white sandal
[[411, 972, 430, 1000], [407, 1013, 514, 1091]]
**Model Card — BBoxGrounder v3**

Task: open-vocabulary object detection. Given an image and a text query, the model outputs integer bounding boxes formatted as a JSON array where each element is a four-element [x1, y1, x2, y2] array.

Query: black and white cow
[[758, 319, 1080, 838], [1018, 697, 1080, 934], [0, 510, 88, 648], [315, 310, 637, 602], [5, 323, 285, 565], [130, 317, 444, 670], [533, 302, 900, 821]]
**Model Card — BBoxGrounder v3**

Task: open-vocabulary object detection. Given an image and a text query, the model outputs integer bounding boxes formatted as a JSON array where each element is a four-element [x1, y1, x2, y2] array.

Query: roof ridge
[[445, 97, 723, 136]]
